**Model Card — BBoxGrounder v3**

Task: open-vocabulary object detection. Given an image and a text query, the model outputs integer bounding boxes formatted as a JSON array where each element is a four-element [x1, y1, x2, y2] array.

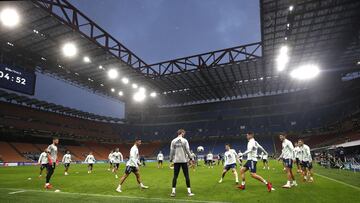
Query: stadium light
[[118, 91, 123, 96], [132, 83, 138, 89], [133, 91, 146, 102], [62, 42, 77, 57], [289, 5, 294, 11], [108, 69, 119, 79], [0, 8, 20, 27], [83, 56, 91, 63], [111, 88, 115, 92], [290, 64, 320, 80], [121, 77, 129, 84], [276, 45, 289, 71], [139, 87, 146, 93], [98, 65, 103, 69], [150, 92, 157, 97]]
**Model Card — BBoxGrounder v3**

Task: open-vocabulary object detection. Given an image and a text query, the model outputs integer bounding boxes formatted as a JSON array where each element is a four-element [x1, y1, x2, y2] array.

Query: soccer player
[[206, 151, 214, 168], [85, 152, 96, 173], [298, 139, 314, 182], [157, 151, 164, 168], [108, 150, 114, 171], [261, 152, 270, 170], [169, 129, 194, 197], [278, 134, 297, 188], [218, 144, 239, 184], [293, 142, 302, 173], [237, 132, 273, 192], [112, 148, 123, 178], [37, 148, 48, 178], [116, 138, 149, 193], [62, 150, 72, 176], [44, 137, 59, 189]]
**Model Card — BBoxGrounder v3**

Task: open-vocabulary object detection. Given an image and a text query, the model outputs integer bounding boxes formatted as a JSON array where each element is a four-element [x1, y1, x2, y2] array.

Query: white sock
[[187, 188, 191, 193], [235, 174, 239, 182], [45, 183, 50, 186], [241, 181, 245, 185], [287, 181, 291, 185], [172, 188, 176, 193], [263, 180, 268, 185], [140, 183, 144, 187], [117, 185, 121, 189]]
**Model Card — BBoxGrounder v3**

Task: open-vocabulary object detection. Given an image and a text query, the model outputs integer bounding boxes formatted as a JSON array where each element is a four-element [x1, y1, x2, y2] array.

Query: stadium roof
[[0, 89, 123, 123], [0, 0, 359, 106]]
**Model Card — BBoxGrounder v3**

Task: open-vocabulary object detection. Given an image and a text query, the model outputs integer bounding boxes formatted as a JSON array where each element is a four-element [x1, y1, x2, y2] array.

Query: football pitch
[[0, 161, 359, 203]]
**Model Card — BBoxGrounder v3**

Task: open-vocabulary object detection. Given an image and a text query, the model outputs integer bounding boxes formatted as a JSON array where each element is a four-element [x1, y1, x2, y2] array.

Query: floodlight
[[118, 91, 123, 96], [0, 8, 19, 27], [98, 65, 103, 69], [133, 91, 146, 102], [83, 56, 91, 63], [150, 92, 157, 97], [132, 84, 138, 89], [108, 69, 119, 79], [62, 42, 77, 57], [290, 64, 320, 80], [139, 87, 146, 93], [111, 88, 115, 92], [276, 45, 289, 71], [121, 77, 129, 84], [289, 5, 294, 11]]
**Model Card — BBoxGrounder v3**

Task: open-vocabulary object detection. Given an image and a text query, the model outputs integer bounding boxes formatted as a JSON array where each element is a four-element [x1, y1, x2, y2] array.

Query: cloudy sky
[[33, 0, 260, 118]]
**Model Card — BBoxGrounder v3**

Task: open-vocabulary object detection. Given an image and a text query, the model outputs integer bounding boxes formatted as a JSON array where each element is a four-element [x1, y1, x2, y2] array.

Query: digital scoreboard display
[[0, 64, 36, 95]]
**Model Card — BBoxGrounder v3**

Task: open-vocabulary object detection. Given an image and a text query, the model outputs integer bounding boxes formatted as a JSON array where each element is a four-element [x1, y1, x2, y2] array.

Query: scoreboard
[[0, 64, 36, 95]]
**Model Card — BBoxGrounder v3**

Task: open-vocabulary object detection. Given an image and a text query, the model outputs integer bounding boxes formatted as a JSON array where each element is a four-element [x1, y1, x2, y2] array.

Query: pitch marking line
[[315, 173, 360, 191], [8, 190, 26, 195], [1, 187, 228, 203]]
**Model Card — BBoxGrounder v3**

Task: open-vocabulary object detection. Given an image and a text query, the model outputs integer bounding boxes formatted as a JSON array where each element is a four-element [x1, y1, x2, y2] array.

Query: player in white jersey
[[261, 152, 270, 170], [37, 148, 48, 178], [116, 138, 149, 193], [157, 151, 164, 168], [298, 139, 314, 182], [218, 144, 239, 184], [62, 150, 72, 175], [84, 152, 96, 173], [293, 142, 302, 173], [206, 152, 214, 168], [238, 132, 273, 192], [45, 137, 59, 189], [108, 150, 114, 171], [112, 148, 123, 178], [278, 134, 297, 188]]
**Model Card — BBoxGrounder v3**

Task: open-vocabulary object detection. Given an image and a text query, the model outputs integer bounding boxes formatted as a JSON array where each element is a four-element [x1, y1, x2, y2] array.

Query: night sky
[[32, 0, 260, 118]]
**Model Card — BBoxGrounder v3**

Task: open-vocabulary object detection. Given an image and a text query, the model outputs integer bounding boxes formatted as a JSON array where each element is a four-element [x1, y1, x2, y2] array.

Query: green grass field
[[0, 161, 359, 203]]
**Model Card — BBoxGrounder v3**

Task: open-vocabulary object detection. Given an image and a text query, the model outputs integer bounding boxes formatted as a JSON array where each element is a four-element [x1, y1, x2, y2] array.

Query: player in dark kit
[[45, 137, 59, 189]]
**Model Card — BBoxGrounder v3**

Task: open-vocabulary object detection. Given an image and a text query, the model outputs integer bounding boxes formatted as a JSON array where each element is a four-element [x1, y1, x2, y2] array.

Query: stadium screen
[[0, 64, 36, 95]]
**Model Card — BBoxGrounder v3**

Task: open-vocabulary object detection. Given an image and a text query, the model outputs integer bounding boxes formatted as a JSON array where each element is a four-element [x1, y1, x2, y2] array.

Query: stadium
[[0, 0, 359, 202]]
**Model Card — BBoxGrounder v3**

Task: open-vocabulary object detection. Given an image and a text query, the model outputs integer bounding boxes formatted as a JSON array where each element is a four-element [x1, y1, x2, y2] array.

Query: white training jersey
[[293, 146, 301, 158], [280, 139, 294, 160], [126, 145, 139, 167], [47, 144, 58, 163], [261, 152, 268, 160], [299, 144, 312, 162], [38, 152, 48, 164], [224, 149, 238, 166], [242, 138, 267, 161], [157, 153, 164, 161], [85, 155, 96, 164], [112, 152, 123, 163], [207, 153, 213, 160], [108, 152, 113, 162], [62, 154, 72, 163]]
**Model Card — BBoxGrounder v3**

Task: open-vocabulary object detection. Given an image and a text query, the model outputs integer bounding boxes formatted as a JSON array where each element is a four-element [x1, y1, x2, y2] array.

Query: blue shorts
[[283, 159, 293, 169], [244, 160, 257, 173], [224, 163, 237, 171], [301, 161, 312, 169], [125, 166, 138, 174]]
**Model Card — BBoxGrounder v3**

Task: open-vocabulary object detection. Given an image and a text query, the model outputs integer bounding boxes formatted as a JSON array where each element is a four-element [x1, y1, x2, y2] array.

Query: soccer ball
[[197, 146, 204, 152]]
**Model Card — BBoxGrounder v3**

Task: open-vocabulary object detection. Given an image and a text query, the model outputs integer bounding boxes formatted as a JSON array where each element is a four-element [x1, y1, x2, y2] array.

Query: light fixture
[[150, 92, 157, 97], [118, 91, 123, 96], [108, 69, 119, 79], [139, 87, 146, 93], [133, 91, 146, 102], [111, 88, 115, 92], [289, 5, 294, 11], [62, 42, 77, 57], [83, 56, 91, 63], [276, 45, 289, 71], [290, 64, 320, 80], [0, 8, 20, 27], [98, 65, 103, 69], [132, 83, 138, 89], [122, 77, 129, 84]]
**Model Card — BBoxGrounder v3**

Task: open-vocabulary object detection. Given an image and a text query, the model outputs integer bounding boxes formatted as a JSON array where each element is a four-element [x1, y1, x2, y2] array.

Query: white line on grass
[[0, 188, 228, 203], [315, 173, 360, 191], [8, 190, 26, 195]]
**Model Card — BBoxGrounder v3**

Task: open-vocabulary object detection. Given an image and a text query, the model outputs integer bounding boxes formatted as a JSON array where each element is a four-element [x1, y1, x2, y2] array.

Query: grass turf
[[0, 160, 359, 203]]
